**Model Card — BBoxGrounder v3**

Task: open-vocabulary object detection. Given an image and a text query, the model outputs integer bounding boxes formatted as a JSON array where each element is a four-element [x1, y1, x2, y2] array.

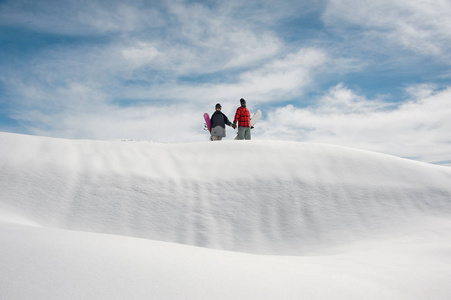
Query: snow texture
[[1, 131, 451, 299]]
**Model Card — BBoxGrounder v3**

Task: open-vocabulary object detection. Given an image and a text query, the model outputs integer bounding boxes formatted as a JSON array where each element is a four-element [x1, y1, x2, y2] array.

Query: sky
[[1, 0, 451, 165]]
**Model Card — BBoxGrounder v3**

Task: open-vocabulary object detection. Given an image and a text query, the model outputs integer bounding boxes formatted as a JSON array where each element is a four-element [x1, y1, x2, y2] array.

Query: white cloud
[[0, 0, 163, 35], [141, 48, 328, 103], [153, 1, 283, 75], [237, 48, 328, 101], [20, 103, 212, 143], [258, 84, 451, 164], [75, 3, 153, 33], [121, 42, 160, 67], [323, 0, 451, 61], [314, 84, 393, 114]]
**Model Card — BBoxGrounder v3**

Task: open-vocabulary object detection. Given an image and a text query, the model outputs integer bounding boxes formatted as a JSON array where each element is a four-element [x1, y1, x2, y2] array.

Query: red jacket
[[234, 106, 251, 127]]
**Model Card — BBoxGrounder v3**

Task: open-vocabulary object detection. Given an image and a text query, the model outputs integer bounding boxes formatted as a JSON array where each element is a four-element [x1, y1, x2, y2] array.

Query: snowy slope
[[1, 131, 451, 299]]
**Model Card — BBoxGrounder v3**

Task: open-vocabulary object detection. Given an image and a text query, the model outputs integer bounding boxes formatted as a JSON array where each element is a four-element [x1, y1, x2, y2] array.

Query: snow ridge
[[1, 132, 450, 255]]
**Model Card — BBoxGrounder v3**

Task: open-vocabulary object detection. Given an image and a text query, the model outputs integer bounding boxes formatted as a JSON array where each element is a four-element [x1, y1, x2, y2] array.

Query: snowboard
[[203, 113, 211, 132], [250, 109, 262, 127], [234, 109, 262, 140]]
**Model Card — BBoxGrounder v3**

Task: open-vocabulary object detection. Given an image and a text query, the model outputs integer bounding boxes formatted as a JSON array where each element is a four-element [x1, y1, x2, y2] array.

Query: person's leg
[[237, 127, 245, 140], [211, 135, 221, 141], [245, 127, 251, 140]]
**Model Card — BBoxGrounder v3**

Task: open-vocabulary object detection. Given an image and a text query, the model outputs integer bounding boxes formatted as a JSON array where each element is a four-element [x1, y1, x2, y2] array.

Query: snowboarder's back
[[210, 103, 232, 141], [233, 98, 251, 140]]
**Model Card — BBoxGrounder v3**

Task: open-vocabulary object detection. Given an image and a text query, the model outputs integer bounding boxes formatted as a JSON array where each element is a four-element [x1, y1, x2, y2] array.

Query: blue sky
[[1, 0, 451, 165]]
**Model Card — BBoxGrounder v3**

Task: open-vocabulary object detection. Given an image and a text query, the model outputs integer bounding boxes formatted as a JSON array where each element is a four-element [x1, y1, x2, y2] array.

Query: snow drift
[[1, 132, 450, 255], [1, 131, 451, 299]]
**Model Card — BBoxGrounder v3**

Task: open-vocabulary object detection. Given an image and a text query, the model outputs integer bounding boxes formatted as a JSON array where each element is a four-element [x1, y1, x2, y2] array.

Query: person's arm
[[224, 114, 232, 126], [210, 112, 214, 124], [232, 108, 239, 129]]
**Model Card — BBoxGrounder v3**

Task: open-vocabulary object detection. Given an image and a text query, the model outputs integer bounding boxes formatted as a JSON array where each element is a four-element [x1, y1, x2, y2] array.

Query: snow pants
[[237, 126, 251, 140]]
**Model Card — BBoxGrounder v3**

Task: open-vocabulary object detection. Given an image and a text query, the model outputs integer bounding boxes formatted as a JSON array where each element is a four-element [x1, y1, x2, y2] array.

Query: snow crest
[[1, 132, 451, 255]]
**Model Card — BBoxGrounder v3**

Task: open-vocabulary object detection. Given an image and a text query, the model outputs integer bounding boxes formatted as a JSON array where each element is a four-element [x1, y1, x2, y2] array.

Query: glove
[[232, 121, 237, 129]]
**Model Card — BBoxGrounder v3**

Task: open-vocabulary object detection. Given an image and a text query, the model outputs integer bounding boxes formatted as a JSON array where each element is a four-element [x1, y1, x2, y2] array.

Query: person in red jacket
[[232, 98, 251, 140]]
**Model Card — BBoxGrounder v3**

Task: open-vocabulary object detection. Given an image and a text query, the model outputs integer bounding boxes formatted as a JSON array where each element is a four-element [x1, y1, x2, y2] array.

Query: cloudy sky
[[1, 0, 451, 165]]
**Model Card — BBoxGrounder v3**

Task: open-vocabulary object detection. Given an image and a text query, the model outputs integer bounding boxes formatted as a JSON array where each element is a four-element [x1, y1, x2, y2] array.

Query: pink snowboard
[[203, 113, 211, 132]]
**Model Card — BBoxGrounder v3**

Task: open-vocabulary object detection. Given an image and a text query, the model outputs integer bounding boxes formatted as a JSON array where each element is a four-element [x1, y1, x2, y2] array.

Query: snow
[[1, 131, 451, 299]]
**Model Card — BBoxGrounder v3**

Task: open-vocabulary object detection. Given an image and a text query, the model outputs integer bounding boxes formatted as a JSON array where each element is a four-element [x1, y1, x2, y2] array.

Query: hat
[[215, 103, 222, 109], [240, 98, 246, 104]]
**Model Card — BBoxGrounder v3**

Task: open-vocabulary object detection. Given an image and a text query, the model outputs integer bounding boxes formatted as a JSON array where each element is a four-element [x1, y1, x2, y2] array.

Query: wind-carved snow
[[1, 132, 451, 299], [1, 133, 450, 254]]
